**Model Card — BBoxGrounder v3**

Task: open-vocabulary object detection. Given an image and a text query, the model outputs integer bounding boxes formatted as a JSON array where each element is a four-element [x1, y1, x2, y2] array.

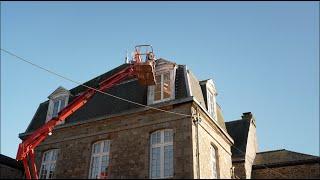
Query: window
[[150, 129, 173, 179], [39, 149, 59, 179], [207, 90, 216, 119], [52, 98, 66, 118], [46, 96, 68, 124], [46, 86, 70, 124], [147, 61, 177, 105], [89, 140, 111, 179], [154, 72, 172, 102], [210, 145, 218, 179]]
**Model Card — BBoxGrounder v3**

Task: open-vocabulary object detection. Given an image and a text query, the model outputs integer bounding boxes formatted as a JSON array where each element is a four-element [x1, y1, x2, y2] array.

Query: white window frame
[[148, 70, 176, 105], [207, 89, 216, 120], [52, 97, 66, 117], [149, 129, 174, 179], [154, 72, 172, 103], [210, 145, 218, 179], [46, 87, 70, 124], [39, 149, 59, 179], [88, 140, 111, 179], [46, 95, 69, 124]]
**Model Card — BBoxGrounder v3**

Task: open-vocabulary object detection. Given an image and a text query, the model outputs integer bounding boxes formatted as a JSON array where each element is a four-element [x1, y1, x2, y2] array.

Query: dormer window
[[200, 79, 218, 121], [148, 59, 177, 105], [52, 98, 66, 118], [46, 86, 70, 124], [207, 90, 215, 118], [154, 72, 172, 102]]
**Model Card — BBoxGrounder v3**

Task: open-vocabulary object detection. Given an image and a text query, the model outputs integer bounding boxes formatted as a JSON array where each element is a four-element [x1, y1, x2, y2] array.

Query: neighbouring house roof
[[253, 149, 320, 169], [187, 70, 206, 107], [20, 58, 228, 138], [225, 118, 251, 158], [216, 104, 227, 130], [0, 154, 24, 171]]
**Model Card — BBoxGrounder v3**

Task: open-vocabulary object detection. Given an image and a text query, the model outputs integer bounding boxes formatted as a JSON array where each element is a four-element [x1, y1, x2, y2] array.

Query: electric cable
[[1, 48, 288, 178]]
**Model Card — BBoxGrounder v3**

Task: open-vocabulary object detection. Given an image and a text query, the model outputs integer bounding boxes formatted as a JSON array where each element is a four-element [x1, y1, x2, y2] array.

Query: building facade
[[252, 149, 320, 179], [0, 154, 25, 179], [18, 58, 319, 179], [19, 59, 234, 179]]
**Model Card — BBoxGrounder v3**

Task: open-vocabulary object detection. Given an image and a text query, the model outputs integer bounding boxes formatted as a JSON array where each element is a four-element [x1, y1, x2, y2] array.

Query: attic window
[[52, 98, 66, 118], [46, 87, 70, 124], [207, 90, 215, 118], [147, 60, 177, 105], [154, 72, 172, 102], [202, 79, 217, 121]]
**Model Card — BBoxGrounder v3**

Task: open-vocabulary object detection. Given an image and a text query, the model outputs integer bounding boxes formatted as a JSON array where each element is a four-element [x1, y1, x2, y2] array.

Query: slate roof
[[21, 58, 228, 138], [216, 104, 227, 130], [198, 79, 226, 131], [225, 118, 251, 157], [253, 149, 320, 168], [187, 70, 206, 107], [0, 154, 24, 171]]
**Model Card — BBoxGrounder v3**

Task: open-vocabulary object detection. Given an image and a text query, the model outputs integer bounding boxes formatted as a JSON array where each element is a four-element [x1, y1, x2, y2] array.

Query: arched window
[[150, 129, 173, 179], [89, 140, 111, 179], [39, 149, 59, 179]]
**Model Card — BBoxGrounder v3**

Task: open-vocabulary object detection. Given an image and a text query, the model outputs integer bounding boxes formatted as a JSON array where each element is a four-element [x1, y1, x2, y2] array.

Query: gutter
[[192, 98, 234, 145], [19, 96, 194, 139], [252, 158, 320, 169], [19, 96, 234, 145]]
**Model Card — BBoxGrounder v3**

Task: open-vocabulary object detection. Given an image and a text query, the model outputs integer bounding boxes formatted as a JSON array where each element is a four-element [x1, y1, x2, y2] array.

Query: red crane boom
[[16, 46, 156, 179]]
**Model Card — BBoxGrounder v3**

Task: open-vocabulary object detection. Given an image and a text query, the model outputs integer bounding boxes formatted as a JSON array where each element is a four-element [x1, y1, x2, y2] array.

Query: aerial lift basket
[[133, 45, 156, 86]]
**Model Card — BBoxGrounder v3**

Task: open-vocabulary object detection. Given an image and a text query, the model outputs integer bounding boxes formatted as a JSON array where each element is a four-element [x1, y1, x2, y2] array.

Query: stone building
[[252, 149, 320, 179], [0, 154, 25, 179], [225, 113, 320, 179], [225, 112, 258, 179], [18, 58, 319, 179]]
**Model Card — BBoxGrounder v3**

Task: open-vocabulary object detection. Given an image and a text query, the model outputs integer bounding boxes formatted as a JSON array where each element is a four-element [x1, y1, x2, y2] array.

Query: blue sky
[[1, 2, 319, 159]]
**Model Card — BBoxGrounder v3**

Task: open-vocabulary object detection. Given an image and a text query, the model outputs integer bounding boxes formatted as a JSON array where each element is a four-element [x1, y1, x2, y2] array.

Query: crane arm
[[17, 65, 136, 179], [16, 45, 156, 179]]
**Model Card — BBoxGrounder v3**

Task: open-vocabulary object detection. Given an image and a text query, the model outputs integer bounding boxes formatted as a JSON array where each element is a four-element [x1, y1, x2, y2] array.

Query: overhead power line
[[0, 48, 191, 118], [1, 48, 287, 178]]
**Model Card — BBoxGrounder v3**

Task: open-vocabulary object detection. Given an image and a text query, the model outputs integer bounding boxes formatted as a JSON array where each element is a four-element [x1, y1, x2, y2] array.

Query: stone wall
[[232, 161, 246, 179], [191, 104, 233, 179], [0, 164, 24, 179], [252, 162, 320, 179], [34, 103, 194, 179], [244, 119, 258, 179], [231, 114, 258, 179]]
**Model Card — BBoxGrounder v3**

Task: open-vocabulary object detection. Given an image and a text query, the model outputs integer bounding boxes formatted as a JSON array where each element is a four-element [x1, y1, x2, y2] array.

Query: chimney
[[241, 112, 253, 120]]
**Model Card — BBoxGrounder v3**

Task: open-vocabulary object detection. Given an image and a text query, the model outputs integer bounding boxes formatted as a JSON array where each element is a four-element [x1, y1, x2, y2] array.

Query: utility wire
[[197, 122, 288, 179], [231, 143, 288, 178], [1, 48, 287, 178], [0, 48, 191, 118]]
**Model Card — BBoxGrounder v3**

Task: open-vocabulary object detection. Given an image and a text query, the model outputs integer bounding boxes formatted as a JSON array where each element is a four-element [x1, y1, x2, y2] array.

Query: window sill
[[151, 97, 174, 105]]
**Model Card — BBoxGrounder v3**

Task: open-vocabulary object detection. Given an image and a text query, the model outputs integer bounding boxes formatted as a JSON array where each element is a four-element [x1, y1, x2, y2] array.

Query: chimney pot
[[242, 112, 252, 120]]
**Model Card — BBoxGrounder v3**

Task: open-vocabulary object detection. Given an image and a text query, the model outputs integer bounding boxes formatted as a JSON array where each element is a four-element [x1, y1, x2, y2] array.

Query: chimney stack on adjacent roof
[[241, 112, 253, 120]]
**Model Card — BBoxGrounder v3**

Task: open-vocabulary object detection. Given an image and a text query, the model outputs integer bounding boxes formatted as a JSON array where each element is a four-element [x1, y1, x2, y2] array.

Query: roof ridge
[[256, 149, 287, 154], [257, 149, 319, 158], [283, 149, 320, 158], [253, 157, 320, 168], [225, 119, 247, 124], [199, 79, 211, 83], [0, 154, 23, 170], [156, 58, 175, 63]]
